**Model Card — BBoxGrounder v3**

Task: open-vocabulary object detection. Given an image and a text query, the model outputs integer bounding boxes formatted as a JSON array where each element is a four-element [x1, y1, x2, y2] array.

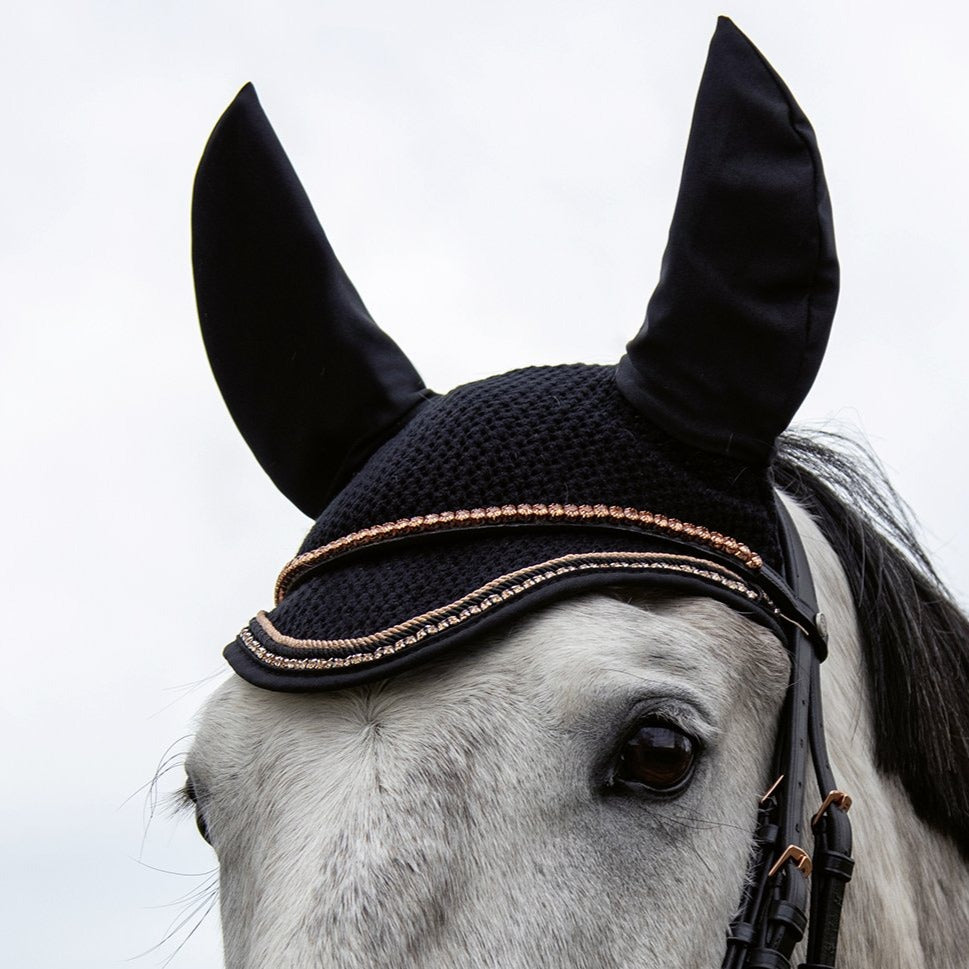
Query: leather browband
[[721, 499, 854, 969]]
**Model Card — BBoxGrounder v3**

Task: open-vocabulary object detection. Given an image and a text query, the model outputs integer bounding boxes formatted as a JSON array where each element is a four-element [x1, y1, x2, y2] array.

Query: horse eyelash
[[175, 780, 198, 814]]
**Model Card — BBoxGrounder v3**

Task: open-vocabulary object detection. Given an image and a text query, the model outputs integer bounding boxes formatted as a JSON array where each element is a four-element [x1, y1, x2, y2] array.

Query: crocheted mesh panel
[[300, 365, 778, 559], [267, 365, 781, 641]]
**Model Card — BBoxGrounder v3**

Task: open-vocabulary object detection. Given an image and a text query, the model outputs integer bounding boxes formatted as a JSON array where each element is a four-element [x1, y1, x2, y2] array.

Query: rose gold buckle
[[760, 775, 784, 804], [811, 789, 853, 828], [768, 844, 812, 879]]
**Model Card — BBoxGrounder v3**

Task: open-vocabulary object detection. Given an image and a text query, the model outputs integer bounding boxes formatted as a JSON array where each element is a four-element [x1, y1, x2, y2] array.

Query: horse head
[[182, 18, 969, 968]]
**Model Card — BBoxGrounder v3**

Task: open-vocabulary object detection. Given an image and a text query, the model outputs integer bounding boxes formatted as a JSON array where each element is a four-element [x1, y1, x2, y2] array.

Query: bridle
[[722, 498, 854, 969]]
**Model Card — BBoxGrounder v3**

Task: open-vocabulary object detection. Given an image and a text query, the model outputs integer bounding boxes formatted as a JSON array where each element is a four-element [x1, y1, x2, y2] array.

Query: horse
[[178, 18, 969, 968]]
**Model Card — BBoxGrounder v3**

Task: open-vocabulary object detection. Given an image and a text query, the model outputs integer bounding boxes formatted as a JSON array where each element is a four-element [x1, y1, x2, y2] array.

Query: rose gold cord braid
[[274, 502, 763, 604], [247, 550, 775, 672]]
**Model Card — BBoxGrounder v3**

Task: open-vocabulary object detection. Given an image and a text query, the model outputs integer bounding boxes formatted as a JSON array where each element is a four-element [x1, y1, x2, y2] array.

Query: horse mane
[[773, 430, 969, 860]]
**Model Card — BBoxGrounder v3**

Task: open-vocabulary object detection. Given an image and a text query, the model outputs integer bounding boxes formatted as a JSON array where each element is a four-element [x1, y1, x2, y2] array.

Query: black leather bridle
[[722, 498, 855, 969]]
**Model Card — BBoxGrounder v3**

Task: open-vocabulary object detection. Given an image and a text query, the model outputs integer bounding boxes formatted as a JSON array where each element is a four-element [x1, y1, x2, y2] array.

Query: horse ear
[[616, 17, 838, 464], [192, 84, 432, 518]]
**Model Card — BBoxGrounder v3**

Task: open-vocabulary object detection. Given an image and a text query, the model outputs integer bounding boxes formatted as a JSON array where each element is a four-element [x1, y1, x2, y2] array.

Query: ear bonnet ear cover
[[192, 83, 432, 518], [617, 17, 838, 462], [195, 20, 839, 691]]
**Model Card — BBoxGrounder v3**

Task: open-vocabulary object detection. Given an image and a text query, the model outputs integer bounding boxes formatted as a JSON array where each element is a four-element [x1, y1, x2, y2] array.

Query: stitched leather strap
[[802, 666, 854, 968], [775, 502, 854, 969], [721, 501, 853, 968]]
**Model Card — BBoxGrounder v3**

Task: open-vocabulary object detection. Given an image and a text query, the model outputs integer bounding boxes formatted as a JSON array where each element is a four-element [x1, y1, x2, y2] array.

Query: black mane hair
[[774, 430, 969, 860]]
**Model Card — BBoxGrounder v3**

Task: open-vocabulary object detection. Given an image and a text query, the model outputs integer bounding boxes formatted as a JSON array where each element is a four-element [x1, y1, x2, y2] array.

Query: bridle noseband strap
[[722, 500, 854, 969]]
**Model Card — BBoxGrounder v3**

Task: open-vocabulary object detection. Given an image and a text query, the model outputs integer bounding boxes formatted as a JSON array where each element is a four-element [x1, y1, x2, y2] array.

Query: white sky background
[[2, 1, 967, 965]]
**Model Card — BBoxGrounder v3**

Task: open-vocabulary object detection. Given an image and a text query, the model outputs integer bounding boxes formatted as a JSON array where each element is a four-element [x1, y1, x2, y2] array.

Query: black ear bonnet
[[192, 18, 838, 691]]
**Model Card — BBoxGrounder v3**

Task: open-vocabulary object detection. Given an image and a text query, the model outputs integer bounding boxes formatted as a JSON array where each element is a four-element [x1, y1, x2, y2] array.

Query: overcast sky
[[3, 2, 968, 966]]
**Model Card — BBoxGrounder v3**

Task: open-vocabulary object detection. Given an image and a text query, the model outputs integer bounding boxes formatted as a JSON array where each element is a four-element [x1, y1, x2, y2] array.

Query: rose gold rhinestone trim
[[274, 503, 763, 603], [243, 551, 775, 672]]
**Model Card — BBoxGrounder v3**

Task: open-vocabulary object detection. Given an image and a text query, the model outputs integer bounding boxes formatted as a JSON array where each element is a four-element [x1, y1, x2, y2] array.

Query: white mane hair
[[185, 498, 969, 968]]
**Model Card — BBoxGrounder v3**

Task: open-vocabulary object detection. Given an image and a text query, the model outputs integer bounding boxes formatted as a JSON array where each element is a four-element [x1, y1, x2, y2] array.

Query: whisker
[[149, 670, 228, 719], [160, 895, 219, 969], [128, 874, 219, 966], [688, 840, 715, 875], [646, 807, 750, 834], [147, 874, 220, 910], [131, 858, 217, 878], [135, 738, 196, 857], [120, 742, 193, 810]]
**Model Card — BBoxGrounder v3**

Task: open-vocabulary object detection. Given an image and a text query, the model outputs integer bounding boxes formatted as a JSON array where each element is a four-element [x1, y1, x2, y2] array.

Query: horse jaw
[[189, 589, 790, 968]]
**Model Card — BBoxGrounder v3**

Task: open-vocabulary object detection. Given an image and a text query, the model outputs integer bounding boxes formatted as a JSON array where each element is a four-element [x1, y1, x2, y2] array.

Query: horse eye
[[613, 721, 697, 794]]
